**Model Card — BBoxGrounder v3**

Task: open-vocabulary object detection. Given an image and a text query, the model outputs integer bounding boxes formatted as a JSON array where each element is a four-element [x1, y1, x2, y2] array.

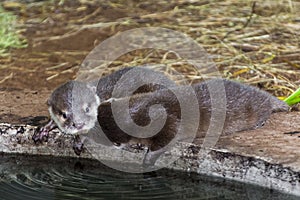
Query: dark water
[[0, 154, 298, 200]]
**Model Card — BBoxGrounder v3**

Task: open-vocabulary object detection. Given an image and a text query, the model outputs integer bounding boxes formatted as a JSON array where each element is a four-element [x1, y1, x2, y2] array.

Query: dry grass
[[1, 0, 300, 99], [84, 0, 300, 99]]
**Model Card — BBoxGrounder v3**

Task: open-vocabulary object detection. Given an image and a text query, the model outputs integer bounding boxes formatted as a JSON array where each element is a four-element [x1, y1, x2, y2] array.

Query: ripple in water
[[0, 154, 298, 200]]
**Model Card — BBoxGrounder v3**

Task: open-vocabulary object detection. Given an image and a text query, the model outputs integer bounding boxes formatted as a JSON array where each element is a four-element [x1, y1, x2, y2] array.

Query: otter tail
[[270, 96, 290, 112]]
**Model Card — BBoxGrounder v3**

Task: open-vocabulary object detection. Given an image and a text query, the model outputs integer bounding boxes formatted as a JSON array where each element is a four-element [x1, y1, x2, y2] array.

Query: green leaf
[[284, 88, 300, 106]]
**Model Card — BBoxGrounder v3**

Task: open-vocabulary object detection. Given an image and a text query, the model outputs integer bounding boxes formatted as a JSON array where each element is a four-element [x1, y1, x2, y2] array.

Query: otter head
[[47, 81, 100, 134]]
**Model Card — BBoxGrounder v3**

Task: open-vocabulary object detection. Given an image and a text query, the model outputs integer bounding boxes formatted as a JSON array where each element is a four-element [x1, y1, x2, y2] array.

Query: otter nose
[[73, 122, 84, 129]]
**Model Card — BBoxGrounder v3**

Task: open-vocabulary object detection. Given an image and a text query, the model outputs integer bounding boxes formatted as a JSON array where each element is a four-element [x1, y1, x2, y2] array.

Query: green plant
[[0, 5, 27, 55], [284, 88, 300, 106]]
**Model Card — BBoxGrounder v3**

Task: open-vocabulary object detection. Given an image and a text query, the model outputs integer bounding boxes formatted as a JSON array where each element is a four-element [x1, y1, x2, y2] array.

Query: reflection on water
[[0, 154, 298, 200]]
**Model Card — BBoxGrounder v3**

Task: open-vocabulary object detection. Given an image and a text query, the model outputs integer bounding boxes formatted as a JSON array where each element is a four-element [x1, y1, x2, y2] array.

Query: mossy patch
[[0, 5, 27, 55]]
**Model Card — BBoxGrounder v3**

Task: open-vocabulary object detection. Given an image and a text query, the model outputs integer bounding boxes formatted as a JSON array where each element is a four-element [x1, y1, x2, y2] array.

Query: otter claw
[[73, 142, 84, 155]]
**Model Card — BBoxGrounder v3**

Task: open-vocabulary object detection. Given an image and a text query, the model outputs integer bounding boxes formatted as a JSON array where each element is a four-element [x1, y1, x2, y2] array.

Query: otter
[[33, 68, 289, 165], [32, 67, 171, 154]]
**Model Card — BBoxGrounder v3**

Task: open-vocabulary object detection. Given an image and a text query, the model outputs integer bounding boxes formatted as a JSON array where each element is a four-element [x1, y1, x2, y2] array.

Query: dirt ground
[[0, 0, 299, 97], [1, 1, 300, 196]]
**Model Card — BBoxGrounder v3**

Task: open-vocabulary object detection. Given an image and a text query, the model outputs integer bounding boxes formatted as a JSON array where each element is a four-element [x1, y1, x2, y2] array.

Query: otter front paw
[[32, 120, 57, 144], [73, 135, 84, 155], [32, 126, 49, 143]]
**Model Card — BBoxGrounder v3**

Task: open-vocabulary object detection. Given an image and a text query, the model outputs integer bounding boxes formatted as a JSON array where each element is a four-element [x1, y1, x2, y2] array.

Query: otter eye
[[61, 112, 67, 119], [85, 107, 90, 113]]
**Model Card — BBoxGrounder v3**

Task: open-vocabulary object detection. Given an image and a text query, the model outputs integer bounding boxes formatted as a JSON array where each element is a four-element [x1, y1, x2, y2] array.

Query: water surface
[[0, 154, 298, 200]]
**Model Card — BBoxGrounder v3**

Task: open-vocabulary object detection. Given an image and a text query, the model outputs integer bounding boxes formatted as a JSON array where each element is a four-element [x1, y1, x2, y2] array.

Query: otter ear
[[46, 98, 51, 106]]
